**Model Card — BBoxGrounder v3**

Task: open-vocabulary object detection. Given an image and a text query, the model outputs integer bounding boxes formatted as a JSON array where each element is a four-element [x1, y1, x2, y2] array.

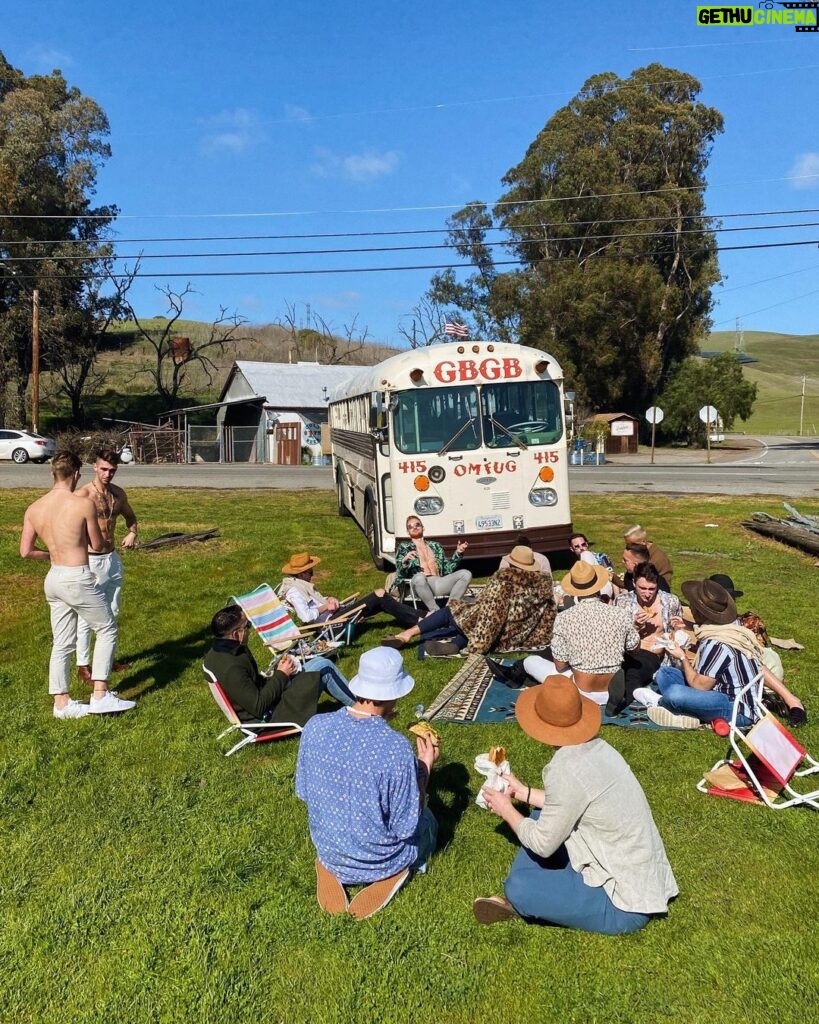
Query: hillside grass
[[707, 330, 819, 436], [1, 489, 818, 1024]]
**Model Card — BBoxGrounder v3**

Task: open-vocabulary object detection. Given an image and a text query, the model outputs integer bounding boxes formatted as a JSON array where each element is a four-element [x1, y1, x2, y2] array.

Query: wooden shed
[[585, 413, 640, 455]]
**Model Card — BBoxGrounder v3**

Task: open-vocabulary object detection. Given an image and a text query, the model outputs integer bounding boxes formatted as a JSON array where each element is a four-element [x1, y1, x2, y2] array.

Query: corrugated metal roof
[[220, 360, 367, 408]]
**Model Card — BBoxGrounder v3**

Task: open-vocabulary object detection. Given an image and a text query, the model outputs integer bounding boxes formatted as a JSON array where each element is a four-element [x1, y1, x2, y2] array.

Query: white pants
[[45, 565, 117, 694], [522, 656, 610, 707], [77, 551, 123, 666], [410, 569, 473, 612]]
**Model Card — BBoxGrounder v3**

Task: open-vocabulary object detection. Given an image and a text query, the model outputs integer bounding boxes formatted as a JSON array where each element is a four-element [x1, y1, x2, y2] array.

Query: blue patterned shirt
[[295, 709, 424, 884]]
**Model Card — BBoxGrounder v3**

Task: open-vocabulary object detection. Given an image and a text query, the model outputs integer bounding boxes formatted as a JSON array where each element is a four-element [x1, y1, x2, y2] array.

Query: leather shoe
[[484, 657, 534, 688], [112, 661, 129, 673], [77, 664, 92, 684], [473, 895, 521, 925]]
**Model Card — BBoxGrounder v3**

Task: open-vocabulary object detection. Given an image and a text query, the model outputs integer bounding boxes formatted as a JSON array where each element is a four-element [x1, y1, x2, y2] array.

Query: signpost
[[699, 404, 718, 465], [645, 406, 663, 465]]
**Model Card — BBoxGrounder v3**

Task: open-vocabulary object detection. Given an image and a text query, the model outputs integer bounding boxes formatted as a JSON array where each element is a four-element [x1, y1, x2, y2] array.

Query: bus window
[[481, 381, 563, 447], [393, 386, 481, 454]]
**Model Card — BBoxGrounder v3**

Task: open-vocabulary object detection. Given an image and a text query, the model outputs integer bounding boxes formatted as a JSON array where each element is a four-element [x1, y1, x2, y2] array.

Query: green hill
[[705, 330, 819, 436]]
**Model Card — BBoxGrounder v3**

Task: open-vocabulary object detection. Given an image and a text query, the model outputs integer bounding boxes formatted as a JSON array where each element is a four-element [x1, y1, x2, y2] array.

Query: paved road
[[2, 434, 817, 496]]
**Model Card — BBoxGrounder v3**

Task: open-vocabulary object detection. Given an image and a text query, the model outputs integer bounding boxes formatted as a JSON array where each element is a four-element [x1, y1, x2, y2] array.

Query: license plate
[[475, 515, 503, 530]]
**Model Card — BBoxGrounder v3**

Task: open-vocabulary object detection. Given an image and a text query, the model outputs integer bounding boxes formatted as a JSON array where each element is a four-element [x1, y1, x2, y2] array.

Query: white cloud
[[788, 152, 819, 189], [200, 108, 260, 155], [24, 45, 73, 71], [284, 104, 313, 123], [311, 146, 400, 182]]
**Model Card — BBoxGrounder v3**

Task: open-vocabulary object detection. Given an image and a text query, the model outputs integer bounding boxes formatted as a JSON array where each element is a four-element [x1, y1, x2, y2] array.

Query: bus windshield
[[393, 386, 481, 454], [481, 380, 564, 448]]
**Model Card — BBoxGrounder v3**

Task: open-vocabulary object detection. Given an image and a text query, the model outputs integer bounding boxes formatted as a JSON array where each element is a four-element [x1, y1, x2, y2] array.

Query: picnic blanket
[[421, 655, 521, 724]]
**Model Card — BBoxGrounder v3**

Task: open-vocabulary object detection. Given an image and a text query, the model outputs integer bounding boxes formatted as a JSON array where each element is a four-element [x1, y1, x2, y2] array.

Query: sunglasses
[[408, 522, 423, 530]]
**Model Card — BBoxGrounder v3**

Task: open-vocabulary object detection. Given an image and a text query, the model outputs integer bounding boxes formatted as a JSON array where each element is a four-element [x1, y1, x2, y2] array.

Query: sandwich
[[409, 721, 440, 746], [488, 745, 507, 766]]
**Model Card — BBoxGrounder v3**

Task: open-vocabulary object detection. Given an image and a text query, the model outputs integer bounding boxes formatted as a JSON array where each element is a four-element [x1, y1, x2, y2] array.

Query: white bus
[[329, 340, 572, 569]]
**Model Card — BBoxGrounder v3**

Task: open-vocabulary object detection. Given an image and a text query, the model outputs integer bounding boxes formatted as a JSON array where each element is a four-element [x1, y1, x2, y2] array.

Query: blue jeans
[[417, 607, 469, 650], [411, 807, 438, 874], [655, 665, 751, 726], [503, 820, 651, 935], [302, 655, 355, 706]]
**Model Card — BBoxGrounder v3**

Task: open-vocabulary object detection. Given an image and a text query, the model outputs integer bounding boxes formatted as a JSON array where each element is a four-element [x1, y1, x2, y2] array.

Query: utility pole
[[32, 289, 40, 434], [799, 374, 806, 437]]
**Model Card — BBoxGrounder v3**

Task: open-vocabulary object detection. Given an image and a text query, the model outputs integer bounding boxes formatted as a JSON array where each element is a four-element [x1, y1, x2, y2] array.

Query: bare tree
[[397, 296, 450, 348], [276, 301, 369, 364], [121, 280, 249, 408]]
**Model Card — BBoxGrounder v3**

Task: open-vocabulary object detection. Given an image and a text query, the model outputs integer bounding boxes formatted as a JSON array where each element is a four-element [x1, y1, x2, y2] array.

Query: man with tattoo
[[75, 449, 139, 683]]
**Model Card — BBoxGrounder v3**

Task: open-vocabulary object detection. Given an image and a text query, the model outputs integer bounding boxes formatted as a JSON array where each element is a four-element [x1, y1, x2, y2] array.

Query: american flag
[[443, 320, 469, 338]]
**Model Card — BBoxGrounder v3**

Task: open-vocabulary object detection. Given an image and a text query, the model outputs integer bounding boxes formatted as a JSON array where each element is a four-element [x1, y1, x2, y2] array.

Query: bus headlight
[[528, 487, 558, 507], [414, 497, 444, 515]]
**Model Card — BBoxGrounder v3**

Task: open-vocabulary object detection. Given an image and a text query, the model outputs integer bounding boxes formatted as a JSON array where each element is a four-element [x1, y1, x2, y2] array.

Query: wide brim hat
[[515, 675, 601, 746], [506, 545, 539, 571], [708, 573, 743, 599], [681, 579, 738, 626], [349, 647, 415, 701], [561, 560, 609, 597], [282, 551, 321, 575]]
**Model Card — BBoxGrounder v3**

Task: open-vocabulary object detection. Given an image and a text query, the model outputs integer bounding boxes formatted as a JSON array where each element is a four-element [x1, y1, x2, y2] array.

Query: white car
[[0, 428, 57, 464]]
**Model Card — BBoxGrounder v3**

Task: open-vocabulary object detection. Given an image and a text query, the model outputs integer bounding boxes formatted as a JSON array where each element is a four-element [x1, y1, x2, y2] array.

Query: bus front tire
[[336, 475, 350, 517], [364, 503, 386, 571]]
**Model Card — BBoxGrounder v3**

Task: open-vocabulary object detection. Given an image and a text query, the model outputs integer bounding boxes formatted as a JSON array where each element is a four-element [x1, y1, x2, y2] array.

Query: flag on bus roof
[[443, 320, 469, 338]]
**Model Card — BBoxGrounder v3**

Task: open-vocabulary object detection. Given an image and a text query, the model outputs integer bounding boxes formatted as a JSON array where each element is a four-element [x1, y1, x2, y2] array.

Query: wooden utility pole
[[799, 374, 806, 437], [32, 289, 40, 434]]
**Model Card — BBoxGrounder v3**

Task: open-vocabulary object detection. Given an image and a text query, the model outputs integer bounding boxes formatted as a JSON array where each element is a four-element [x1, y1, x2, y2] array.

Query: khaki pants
[[76, 551, 123, 666], [44, 565, 117, 694]]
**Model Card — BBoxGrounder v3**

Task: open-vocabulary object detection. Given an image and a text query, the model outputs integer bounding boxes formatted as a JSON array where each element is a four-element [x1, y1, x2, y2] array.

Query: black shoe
[[484, 657, 532, 688]]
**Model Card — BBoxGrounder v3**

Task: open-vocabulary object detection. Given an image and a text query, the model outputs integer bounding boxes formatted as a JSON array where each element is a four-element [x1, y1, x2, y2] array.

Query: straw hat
[[505, 545, 539, 571], [281, 551, 321, 575], [680, 579, 738, 626], [560, 560, 609, 597], [515, 675, 601, 746], [349, 647, 415, 701]]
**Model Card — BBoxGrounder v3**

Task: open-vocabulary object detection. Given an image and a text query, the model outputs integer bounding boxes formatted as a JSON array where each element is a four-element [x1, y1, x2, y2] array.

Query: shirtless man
[[75, 449, 138, 682], [20, 451, 135, 719]]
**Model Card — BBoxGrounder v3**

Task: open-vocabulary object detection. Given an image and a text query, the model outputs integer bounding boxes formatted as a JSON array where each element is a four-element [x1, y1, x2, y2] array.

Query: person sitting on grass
[[381, 546, 556, 659], [475, 674, 678, 933], [393, 515, 472, 612], [280, 551, 421, 629], [643, 579, 806, 730], [613, 543, 671, 595], [295, 647, 439, 920], [204, 605, 356, 724], [623, 525, 673, 587]]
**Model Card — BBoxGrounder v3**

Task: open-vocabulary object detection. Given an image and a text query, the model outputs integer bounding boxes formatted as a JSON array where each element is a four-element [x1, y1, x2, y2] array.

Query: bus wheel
[[336, 473, 350, 517], [364, 502, 386, 571]]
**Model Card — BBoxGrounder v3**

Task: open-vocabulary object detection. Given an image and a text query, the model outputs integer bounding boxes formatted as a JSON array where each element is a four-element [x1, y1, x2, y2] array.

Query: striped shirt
[[696, 638, 761, 723]]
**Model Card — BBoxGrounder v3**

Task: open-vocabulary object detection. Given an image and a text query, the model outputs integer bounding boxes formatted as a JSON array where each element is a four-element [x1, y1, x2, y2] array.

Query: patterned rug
[[422, 655, 521, 724], [601, 702, 681, 731]]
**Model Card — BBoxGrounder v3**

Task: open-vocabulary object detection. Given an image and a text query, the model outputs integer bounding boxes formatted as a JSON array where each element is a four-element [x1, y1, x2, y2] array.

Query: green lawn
[[1, 490, 817, 1024]]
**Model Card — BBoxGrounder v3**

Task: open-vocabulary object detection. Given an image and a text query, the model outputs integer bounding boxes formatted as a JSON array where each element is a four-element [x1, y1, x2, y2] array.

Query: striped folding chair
[[232, 583, 307, 653], [202, 665, 301, 756]]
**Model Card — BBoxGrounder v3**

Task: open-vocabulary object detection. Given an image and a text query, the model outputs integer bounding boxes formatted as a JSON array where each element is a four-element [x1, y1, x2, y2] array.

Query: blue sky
[[4, 0, 819, 347]]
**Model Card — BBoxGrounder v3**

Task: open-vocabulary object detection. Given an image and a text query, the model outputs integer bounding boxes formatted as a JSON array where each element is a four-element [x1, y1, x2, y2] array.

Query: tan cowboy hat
[[560, 560, 609, 597], [505, 545, 539, 571], [281, 551, 322, 575], [680, 579, 737, 626], [515, 675, 601, 746]]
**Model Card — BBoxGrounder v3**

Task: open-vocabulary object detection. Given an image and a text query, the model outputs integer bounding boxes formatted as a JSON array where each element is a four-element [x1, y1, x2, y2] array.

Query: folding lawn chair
[[232, 583, 350, 660], [697, 673, 819, 810], [202, 665, 302, 756], [272, 581, 364, 651]]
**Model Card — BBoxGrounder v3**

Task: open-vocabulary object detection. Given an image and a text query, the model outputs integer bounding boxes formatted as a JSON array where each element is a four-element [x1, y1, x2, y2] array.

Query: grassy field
[[2, 490, 818, 1024], [707, 330, 819, 436]]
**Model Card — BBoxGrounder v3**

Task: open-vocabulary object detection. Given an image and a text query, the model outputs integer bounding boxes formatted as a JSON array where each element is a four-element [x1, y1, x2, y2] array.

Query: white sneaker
[[53, 699, 91, 720], [633, 687, 662, 708], [647, 706, 701, 730], [88, 691, 136, 714]]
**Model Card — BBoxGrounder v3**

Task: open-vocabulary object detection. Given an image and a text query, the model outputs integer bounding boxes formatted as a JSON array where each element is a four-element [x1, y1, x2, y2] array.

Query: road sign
[[699, 405, 718, 424], [645, 406, 664, 424]]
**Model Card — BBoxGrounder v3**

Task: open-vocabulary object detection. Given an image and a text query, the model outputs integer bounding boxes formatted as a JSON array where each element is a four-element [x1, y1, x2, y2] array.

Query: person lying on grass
[[295, 646, 439, 920], [475, 674, 678, 934], [204, 605, 356, 724], [381, 545, 555, 659]]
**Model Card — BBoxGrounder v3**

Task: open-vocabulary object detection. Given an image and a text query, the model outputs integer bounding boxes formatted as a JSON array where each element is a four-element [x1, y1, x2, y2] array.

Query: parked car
[[0, 429, 57, 463]]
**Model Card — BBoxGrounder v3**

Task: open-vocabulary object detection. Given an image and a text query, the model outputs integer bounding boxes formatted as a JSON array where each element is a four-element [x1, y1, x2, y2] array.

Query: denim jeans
[[302, 655, 355, 706], [410, 807, 438, 874], [503, 812, 651, 935], [655, 665, 752, 726], [417, 607, 469, 650]]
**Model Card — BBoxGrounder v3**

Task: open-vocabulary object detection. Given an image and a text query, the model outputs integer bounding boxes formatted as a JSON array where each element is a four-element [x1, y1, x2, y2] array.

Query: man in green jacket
[[204, 605, 353, 724]]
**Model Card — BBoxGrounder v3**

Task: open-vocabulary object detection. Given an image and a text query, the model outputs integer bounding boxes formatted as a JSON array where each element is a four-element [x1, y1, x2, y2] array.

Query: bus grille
[[491, 492, 511, 510]]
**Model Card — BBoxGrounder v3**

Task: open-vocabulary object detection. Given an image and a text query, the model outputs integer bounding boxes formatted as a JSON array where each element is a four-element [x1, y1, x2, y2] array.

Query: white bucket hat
[[349, 647, 415, 701]]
